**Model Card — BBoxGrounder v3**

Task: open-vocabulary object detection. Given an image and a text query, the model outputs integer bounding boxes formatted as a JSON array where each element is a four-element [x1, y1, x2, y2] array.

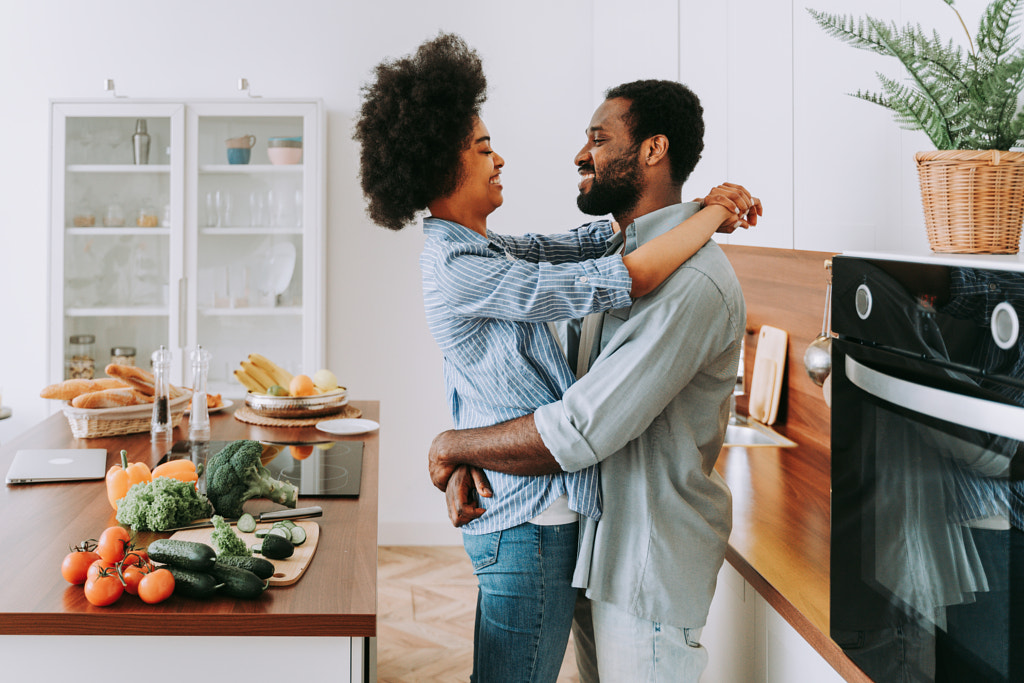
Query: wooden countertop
[[716, 443, 871, 683], [0, 400, 378, 637]]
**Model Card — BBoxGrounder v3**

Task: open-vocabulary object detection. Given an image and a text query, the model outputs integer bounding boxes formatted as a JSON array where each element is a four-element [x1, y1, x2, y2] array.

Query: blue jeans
[[463, 521, 579, 683]]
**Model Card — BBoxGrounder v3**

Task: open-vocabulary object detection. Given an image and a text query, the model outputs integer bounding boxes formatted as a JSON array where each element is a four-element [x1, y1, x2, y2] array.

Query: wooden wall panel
[[722, 245, 837, 460]]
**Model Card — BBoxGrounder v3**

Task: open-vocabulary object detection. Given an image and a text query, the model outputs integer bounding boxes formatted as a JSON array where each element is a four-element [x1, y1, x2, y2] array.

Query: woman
[[354, 33, 759, 682]]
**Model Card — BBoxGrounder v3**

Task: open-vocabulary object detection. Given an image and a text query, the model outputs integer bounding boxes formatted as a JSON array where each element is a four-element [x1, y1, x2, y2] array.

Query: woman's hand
[[697, 183, 763, 233]]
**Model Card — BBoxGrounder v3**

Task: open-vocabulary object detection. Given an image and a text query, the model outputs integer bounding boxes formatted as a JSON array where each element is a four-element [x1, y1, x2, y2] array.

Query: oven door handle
[[846, 355, 1024, 441]]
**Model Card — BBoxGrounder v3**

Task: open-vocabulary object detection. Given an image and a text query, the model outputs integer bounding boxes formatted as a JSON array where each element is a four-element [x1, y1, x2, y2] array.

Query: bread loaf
[[71, 387, 153, 409], [105, 364, 156, 395], [40, 377, 128, 401]]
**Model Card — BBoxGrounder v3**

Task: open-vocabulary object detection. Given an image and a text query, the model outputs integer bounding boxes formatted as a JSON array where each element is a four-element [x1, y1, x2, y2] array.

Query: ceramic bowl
[[268, 147, 303, 165]]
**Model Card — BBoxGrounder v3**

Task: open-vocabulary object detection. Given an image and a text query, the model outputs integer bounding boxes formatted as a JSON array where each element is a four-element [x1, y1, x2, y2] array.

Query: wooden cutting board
[[169, 520, 319, 586], [748, 325, 788, 425]]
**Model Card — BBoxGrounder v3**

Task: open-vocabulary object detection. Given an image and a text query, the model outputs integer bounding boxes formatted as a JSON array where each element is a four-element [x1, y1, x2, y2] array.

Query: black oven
[[830, 254, 1024, 683]]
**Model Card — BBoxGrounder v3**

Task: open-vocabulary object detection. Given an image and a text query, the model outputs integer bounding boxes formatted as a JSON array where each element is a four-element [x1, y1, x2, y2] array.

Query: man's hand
[[429, 429, 459, 491], [697, 182, 763, 233], [445, 465, 492, 527]]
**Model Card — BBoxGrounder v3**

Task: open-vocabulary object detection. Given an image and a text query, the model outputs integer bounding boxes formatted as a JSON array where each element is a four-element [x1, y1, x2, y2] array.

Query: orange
[[289, 374, 316, 397], [290, 445, 313, 460]]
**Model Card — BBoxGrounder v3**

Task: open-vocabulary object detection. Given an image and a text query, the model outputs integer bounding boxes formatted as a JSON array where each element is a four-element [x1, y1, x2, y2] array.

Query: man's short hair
[[604, 80, 704, 186]]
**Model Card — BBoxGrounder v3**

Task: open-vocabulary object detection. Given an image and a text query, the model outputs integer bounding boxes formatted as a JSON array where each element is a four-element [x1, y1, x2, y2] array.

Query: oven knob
[[991, 301, 1019, 350], [855, 284, 873, 320]]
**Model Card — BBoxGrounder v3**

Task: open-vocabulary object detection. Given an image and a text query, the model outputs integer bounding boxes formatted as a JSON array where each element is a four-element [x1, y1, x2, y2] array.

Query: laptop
[[5, 448, 108, 484]]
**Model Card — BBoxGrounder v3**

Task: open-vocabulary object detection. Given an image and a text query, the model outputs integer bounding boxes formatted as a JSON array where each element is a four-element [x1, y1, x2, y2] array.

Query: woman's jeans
[[463, 521, 579, 683]]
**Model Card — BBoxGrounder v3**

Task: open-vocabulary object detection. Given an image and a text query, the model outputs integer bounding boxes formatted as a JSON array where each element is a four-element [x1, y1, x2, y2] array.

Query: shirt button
[[579, 276, 589, 284]]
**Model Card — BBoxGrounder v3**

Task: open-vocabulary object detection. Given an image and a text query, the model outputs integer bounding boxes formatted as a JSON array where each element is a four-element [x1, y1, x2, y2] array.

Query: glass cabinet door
[[50, 102, 185, 384], [186, 102, 323, 395]]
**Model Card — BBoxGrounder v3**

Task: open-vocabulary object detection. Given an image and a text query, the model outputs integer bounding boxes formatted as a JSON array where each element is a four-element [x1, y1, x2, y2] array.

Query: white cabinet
[[703, 562, 846, 683], [49, 100, 324, 395]]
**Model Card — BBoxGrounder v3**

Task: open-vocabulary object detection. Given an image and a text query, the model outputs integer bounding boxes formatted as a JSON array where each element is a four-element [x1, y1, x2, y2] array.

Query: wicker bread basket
[[916, 150, 1024, 254], [62, 392, 192, 438]]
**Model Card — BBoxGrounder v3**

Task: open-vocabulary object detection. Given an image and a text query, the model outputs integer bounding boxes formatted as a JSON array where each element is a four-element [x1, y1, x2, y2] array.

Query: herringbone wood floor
[[378, 546, 580, 682]]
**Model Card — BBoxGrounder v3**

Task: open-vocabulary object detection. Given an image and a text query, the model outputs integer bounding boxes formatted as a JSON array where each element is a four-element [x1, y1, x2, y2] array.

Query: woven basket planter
[[916, 149, 1024, 254]]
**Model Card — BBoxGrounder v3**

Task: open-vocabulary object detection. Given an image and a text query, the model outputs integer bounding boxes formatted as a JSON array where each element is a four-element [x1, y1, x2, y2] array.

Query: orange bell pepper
[[106, 450, 152, 511], [151, 458, 199, 485]]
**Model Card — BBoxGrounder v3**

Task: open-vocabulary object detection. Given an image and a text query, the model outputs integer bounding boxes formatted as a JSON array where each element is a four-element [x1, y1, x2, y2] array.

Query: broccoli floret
[[210, 514, 252, 557], [116, 476, 214, 532], [206, 440, 298, 518]]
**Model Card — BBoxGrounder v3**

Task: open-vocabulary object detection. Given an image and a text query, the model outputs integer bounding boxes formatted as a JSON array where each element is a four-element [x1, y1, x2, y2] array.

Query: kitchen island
[[0, 401, 378, 682]]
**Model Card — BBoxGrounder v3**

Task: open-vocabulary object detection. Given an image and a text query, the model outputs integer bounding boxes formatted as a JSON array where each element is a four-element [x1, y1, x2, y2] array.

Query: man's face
[[575, 97, 643, 217]]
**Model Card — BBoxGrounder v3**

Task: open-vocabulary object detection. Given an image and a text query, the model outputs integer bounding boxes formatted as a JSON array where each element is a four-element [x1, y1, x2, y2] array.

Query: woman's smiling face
[[452, 117, 505, 220]]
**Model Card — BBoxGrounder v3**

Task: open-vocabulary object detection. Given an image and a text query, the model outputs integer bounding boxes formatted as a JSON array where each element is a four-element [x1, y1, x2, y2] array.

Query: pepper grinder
[[189, 345, 211, 442], [151, 345, 173, 450], [132, 119, 150, 165]]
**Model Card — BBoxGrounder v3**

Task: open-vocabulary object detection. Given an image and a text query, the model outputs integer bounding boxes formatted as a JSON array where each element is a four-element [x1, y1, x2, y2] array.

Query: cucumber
[[215, 555, 276, 580], [166, 566, 218, 599], [268, 527, 291, 539], [289, 525, 307, 546], [237, 513, 257, 533], [209, 561, 268, 599], [148, 539, 217, 571], [254, 529, 270, 538], [258, 533, 294, 559]]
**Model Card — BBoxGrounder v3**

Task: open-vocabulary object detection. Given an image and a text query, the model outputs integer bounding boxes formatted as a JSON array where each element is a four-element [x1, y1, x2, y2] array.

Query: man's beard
[[576, 151, 643, 217]]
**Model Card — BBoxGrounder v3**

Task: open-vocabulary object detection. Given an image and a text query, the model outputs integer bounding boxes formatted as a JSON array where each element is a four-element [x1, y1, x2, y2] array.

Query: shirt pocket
[[463, 529, 502, 572]]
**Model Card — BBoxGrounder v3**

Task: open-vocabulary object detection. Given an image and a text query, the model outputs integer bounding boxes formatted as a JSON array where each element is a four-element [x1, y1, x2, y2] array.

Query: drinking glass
[[249, 190, 267, 227], [205, 191, 218, 228]]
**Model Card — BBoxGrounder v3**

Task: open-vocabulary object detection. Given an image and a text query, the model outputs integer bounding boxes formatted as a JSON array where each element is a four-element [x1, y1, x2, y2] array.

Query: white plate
[[316, 418, 380, 435], [185, 398, 233, 415]]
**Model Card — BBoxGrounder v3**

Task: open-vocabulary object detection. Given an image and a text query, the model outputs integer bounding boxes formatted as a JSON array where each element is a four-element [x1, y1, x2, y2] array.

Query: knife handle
[[259, 506, 322, 521]]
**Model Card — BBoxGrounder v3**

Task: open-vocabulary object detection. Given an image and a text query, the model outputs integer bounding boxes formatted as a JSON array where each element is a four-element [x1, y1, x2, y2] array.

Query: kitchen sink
[[723, 420, 797, 448]]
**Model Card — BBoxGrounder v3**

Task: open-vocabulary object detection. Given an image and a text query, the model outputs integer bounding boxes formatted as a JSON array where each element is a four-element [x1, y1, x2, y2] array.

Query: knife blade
[[164, 505, 323, 532]]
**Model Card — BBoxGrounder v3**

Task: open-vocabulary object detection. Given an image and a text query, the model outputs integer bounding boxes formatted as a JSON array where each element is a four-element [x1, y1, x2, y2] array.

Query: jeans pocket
[[463, 530, 502, 573]]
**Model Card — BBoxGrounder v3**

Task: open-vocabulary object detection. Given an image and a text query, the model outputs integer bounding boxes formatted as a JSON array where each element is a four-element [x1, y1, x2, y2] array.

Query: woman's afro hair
[[354, 32, 487, 231]]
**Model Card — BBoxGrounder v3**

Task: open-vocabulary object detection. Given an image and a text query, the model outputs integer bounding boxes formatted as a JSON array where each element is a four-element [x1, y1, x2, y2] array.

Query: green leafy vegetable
[[115, 476, 214, 532], [206, 440, 298, 518], [210, 515, 252, 557]]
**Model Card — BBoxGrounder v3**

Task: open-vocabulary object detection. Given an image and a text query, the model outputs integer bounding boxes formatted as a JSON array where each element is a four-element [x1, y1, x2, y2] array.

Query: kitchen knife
[[164, 505, 323, 532]]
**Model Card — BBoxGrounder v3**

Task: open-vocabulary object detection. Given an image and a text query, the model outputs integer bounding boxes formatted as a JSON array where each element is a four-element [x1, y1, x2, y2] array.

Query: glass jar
[[136, 206, 159, 228], [103, 202, 125, 227], [67, 334, 96, 379], [110, 346, 137, 367]]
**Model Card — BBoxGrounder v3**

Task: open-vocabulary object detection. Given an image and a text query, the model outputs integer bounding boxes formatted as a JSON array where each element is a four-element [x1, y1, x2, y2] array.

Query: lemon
[[267, 385, 289, 396], [313, 368, 339, 391]]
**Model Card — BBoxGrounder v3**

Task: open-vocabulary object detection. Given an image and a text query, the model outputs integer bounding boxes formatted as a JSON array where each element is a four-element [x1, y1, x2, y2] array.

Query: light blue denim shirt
[[535, 202, 744, 628], [421, 217, 634, 533]]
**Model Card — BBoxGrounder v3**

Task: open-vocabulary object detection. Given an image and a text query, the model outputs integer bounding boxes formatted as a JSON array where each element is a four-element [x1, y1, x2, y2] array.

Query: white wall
[[0, 0, 961, 543]]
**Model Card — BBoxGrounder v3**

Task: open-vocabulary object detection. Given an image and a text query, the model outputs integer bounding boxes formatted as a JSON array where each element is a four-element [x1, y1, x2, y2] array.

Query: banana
[[249, 353, 294, 387], [233, 369, 264, 393], [240, 360, 275, 390]]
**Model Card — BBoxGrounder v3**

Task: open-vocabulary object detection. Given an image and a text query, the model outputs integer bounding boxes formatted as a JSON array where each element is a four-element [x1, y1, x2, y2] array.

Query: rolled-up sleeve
[[490, 221, 615, 264], [536, 263, 741, 472]]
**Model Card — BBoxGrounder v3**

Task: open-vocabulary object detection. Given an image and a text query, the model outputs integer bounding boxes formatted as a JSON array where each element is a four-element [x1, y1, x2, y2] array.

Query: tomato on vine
[[84, 567, 124, 606], [120, 563, 150, 596], [60, 540, 101, 585], [137, 568, 175, 604], [97, 526, 131, 564]]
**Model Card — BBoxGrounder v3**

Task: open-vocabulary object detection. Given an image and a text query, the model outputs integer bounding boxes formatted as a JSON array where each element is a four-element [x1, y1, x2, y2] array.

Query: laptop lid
[[5, 448, 108, 484]]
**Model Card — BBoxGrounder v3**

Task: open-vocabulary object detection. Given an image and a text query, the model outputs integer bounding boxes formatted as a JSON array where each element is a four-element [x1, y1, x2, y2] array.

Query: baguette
[[40, 378, 128, 401], [71, 388, 154, 409], [105, 363, 185, 399]]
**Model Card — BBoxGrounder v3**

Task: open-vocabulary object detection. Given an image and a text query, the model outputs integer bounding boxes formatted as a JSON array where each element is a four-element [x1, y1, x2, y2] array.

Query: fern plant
[[808, 0, 1024, 150]]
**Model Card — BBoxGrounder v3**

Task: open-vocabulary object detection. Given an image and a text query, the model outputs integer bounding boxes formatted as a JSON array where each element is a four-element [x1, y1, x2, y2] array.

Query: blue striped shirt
[[420, 216, 633, 534]]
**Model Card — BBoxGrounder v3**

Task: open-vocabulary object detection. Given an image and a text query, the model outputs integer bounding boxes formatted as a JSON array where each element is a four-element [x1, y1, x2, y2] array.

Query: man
[[429, 79, 751, 681]]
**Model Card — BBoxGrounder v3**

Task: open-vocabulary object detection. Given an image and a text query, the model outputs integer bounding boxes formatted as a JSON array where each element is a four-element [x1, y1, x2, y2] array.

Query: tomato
[[138, 567, 175, 604], [121, 549, 149, 568], [121, 563, 149, 596], [87, 558, 118, 583], [84, 571, 124, 607], [61, 549, 101, 585], [97, 526, 131, 563]]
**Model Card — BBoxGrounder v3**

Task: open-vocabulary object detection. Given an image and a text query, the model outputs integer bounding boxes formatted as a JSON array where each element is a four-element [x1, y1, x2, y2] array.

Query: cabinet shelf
[[65, 307, 169, 317], [200, 227, 302, 236], [199, 307, 303, 317], [66, 227, 171, 236], [199, 164, 302, 174], [67, 164, 171, 174]]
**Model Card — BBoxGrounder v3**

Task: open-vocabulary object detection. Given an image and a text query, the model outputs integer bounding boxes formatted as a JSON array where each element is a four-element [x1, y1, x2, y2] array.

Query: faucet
[[729, 337, 746, 425]]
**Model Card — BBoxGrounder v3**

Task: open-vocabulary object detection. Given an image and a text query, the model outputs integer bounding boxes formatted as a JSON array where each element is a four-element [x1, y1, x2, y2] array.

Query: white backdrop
[[0, 0, 970, 543]]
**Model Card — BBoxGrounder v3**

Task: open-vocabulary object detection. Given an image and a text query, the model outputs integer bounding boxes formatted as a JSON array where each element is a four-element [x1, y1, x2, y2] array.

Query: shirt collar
[[621, 201, 702, 255], [423, 215, 490, 243]]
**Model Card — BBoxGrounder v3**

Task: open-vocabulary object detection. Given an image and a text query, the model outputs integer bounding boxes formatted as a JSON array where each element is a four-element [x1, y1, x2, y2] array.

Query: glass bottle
[[132, 119, 150, 165], [151, 345, 173, 451], [189, 345, 211, 443]]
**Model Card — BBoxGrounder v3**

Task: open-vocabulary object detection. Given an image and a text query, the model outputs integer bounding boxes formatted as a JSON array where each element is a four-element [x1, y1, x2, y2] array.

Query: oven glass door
[[832, 339, 1023, 683]]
